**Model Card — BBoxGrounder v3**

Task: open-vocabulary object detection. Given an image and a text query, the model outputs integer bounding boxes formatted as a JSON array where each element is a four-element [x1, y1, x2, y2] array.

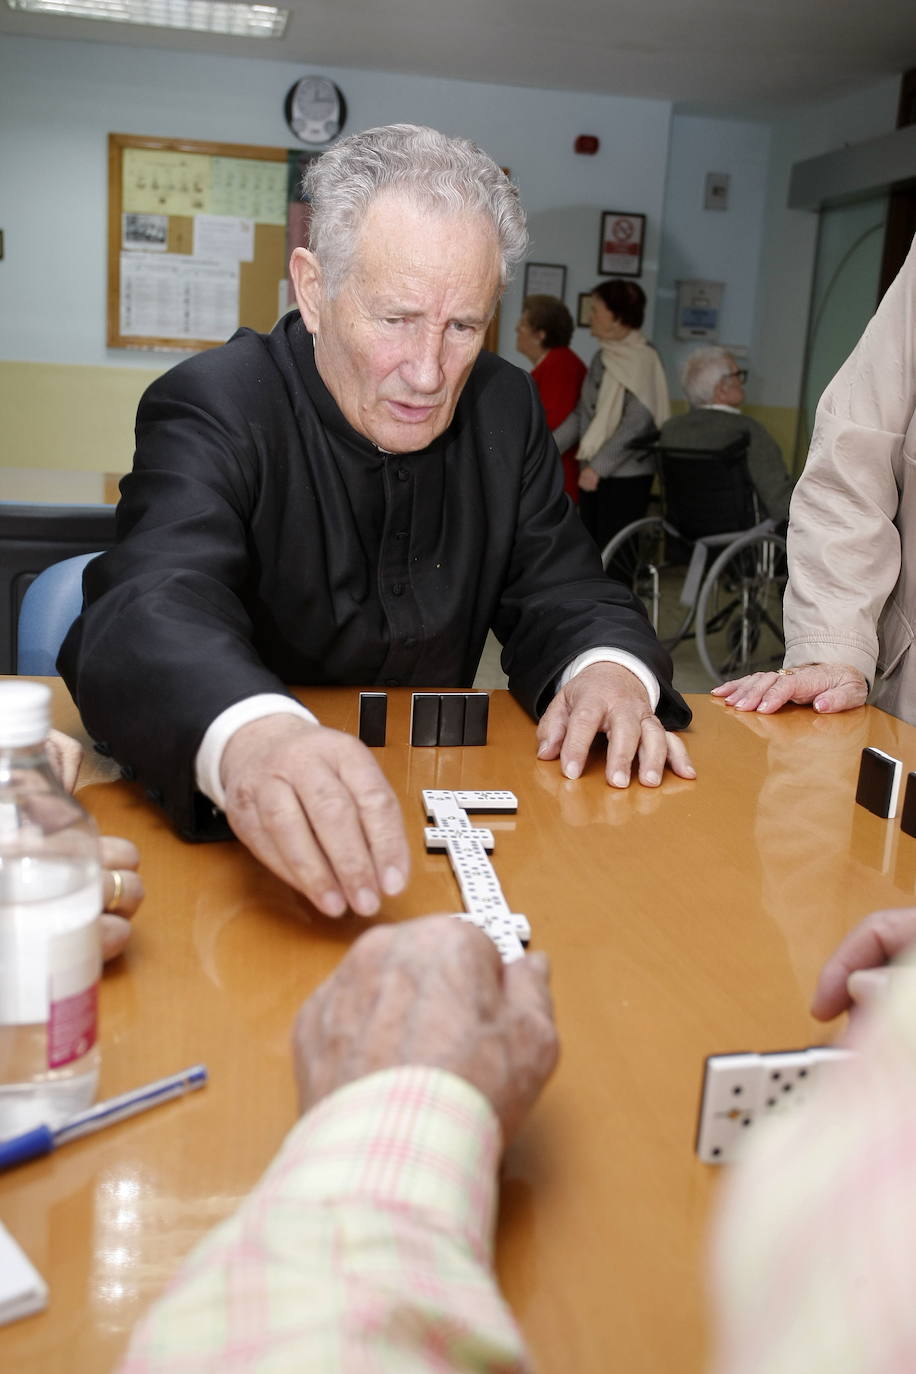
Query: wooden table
[[4, 683, 916, 1373]]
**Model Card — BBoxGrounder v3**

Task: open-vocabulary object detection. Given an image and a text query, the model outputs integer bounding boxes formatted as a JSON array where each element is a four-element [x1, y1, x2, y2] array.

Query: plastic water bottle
[[0, 681, 102, 1136]]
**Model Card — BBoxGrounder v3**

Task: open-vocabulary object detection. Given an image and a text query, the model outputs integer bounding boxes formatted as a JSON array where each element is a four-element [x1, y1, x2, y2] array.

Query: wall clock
[[284, 76, 346, 147]]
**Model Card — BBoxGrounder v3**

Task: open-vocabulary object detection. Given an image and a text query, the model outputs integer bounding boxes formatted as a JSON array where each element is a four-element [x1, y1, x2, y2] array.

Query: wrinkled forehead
[[344, 191, 501, 288]]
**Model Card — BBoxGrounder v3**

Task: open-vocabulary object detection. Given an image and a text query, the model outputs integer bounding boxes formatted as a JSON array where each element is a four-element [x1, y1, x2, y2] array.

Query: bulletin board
[[107, 132, 314, 351]]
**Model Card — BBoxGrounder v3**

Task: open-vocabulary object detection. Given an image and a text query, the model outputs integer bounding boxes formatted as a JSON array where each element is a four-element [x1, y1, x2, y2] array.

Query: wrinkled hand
[[811, 907, 916, 1021], [536, 662, 695, 787], [578, 465, 600, 493], [46, 728, 83, 793], [221, 715, 410, 918], [45, 730, 142, 962], [292, 916, 559, 1142], [712, 663, 868, 715]]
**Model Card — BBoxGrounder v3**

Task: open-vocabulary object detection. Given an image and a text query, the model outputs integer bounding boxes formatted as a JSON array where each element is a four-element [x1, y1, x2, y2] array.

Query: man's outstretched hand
[[221, 715, 410, 917]]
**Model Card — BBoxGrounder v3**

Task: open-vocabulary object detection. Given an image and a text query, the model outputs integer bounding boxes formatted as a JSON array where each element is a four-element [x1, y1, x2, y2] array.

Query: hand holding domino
[[291, 916, 558, 1143], [695, 1047, 855, 1163]]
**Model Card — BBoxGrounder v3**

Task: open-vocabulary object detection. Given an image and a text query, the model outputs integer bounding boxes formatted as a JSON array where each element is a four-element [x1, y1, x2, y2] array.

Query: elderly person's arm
[[709, 906, 916, 1373], [496, 376, 694, 789], [551, 406, 580, 455], [712, 663, 869, 714], [713, 238, 916, 718], [118, 918, 557, 1373]]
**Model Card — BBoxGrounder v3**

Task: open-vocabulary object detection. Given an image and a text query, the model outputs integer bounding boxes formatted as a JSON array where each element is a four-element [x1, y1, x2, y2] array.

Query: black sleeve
[[58, 359, 298, 839], [491, 372, 691, 731]]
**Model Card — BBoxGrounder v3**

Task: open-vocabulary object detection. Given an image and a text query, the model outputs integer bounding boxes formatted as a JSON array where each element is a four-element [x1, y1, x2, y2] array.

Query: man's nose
[[400, 328, 446, 395]]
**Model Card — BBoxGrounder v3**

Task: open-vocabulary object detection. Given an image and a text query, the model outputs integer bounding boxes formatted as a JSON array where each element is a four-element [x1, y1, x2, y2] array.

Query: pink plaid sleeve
[[709, 951, 916, 1374], [119, 1065, 533, 1372]]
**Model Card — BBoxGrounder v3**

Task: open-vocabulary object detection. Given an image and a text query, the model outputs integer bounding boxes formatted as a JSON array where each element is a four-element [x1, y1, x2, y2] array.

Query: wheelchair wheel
[[695, 531, 788, 682], [601, 518, 695, 648]]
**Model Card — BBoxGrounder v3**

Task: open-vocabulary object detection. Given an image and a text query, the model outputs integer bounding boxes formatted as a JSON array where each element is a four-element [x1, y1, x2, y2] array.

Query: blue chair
[[16, 552, 101, 676], [1, 501, 116, 673]]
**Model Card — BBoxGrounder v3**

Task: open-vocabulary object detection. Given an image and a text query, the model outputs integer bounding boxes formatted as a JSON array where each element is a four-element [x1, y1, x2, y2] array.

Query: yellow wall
[[1, 360, 168, 475], [745, 405, 801, 472], [1, 360, 804, 486], [669, 398, 800, 469]]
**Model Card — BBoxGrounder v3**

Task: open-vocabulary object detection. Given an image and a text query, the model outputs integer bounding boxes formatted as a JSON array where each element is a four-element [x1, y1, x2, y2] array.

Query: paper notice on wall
[[210, 157, 287, 223], [193, 214, 255, 262], [122, 149, 211, 216], [119, 253, 239, 341]]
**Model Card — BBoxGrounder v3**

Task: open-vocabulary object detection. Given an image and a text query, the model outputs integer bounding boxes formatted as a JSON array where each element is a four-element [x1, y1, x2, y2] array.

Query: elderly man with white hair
[[60, 124, 693, 916], [659, 345, 794, 527]]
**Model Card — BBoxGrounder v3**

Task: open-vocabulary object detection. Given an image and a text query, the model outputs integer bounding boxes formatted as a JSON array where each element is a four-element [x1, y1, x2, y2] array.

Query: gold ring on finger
[[108, 869, 124, 912]]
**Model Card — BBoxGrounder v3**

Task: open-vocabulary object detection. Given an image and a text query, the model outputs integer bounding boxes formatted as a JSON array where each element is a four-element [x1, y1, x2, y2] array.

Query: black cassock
[[60, 314, 690, 838]]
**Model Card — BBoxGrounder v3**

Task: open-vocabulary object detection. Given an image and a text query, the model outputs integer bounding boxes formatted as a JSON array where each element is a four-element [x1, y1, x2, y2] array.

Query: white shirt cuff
[[558, 648, 660, 711], [195, 694, 319, 811]]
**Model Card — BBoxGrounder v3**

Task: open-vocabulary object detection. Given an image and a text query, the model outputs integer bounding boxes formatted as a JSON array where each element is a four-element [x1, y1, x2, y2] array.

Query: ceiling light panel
[[7, 0, 289, 37]]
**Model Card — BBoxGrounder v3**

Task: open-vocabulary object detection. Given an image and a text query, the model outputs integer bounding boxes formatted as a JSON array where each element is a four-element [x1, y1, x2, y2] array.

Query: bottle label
[[0, 872, 101, 1025], [47, 925, 100, 1068]]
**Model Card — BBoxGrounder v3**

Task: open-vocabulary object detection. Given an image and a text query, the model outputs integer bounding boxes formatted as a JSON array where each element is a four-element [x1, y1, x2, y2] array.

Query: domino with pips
[[420, 788, 527, 963], [695, 1046, 857, 1164]]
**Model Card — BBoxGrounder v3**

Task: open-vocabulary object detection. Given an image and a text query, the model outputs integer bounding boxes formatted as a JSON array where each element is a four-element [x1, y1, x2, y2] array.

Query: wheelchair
[[600, 440, 788, 683]]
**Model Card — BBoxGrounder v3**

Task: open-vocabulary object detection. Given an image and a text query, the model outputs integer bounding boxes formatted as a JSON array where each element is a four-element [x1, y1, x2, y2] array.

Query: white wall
[[655, 115, 771, 401], [1, 33, 902, 442], [0, 35, 672, 372]]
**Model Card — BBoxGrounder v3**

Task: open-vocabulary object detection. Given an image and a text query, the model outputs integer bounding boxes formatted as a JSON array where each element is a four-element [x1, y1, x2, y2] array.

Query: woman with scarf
[[553, 279, 670, 553]]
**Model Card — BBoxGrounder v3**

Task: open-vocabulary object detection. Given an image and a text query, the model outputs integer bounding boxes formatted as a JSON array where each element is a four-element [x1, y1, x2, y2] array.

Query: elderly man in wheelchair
[[600, 431, 788, 684]]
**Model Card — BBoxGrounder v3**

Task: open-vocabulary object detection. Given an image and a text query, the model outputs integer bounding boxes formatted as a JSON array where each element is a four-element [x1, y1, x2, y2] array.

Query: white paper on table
[[193, 214, 254, 263], [119, 253, 240, 341], [0, 1221, 48, 1326]]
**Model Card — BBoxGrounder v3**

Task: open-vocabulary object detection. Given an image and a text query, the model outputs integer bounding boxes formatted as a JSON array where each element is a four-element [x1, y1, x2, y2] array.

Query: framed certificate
[[523, 262, 567, 300], [597, 211, 645, 277]]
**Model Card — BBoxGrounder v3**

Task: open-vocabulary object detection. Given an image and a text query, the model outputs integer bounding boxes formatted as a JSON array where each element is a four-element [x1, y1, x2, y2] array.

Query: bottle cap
[[0, 681, 52, 747]]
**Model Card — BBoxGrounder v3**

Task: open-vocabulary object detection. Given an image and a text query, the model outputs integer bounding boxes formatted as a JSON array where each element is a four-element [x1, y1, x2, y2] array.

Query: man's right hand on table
[[220, 715, 410, 917]]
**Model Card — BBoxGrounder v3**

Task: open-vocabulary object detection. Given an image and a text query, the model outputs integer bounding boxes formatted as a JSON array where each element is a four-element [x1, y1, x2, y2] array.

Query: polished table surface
[[4, 682, 916, 1373]]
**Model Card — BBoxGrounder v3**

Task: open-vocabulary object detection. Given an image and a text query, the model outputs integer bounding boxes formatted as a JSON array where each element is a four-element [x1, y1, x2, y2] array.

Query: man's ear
[[290, 248, 323, 334]]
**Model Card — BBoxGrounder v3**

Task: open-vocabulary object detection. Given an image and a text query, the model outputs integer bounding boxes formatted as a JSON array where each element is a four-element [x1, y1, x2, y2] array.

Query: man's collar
[[703, 403, 742, 415]]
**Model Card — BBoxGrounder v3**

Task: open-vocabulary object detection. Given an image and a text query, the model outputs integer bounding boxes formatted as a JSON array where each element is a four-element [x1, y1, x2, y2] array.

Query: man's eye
[[382, 317, 404, 326], [450, 321, 473, 334]]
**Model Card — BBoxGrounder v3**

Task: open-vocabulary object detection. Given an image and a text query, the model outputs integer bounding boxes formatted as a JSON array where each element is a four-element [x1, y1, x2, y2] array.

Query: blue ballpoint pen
[[0, 1065, 208, 1172]]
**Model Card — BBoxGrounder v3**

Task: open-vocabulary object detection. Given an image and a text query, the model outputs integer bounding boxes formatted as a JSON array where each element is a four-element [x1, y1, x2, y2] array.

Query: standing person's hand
[[712, 664, 868, 715], [292, 916, 559, 1142]]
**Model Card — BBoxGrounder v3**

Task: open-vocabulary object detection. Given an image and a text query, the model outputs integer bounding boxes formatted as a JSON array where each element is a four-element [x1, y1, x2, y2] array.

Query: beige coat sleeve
[[783, 236, 916, 689]]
